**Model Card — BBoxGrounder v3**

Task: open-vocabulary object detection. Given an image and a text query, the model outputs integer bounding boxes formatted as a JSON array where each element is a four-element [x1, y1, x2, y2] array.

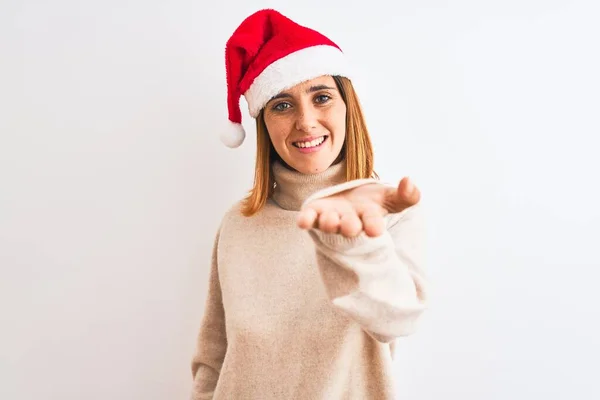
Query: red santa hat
[[220, 9, 352, 148]]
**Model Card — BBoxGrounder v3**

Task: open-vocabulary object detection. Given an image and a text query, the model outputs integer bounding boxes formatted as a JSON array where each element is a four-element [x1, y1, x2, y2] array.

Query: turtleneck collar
[[271, 160, 347, 211]]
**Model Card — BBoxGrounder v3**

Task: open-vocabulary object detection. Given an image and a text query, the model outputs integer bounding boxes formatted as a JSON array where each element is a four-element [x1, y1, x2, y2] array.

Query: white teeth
[[295, 136, 325, 148]]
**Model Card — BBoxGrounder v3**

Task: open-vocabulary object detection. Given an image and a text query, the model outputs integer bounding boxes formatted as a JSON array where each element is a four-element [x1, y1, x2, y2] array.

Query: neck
[[271, 160, 347, 211]]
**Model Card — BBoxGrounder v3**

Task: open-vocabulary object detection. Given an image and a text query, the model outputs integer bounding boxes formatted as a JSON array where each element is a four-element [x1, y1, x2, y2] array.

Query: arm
[[190, 230, 227, 400], [308, 198, 428, 343]]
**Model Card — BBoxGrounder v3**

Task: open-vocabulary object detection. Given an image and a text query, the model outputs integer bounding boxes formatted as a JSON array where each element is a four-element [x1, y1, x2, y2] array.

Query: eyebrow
[[269, 85, 336, 101]]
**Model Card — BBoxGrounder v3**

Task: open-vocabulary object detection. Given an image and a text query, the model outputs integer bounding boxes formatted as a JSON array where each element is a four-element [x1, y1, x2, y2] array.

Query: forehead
[[280, 75, 337, 94]]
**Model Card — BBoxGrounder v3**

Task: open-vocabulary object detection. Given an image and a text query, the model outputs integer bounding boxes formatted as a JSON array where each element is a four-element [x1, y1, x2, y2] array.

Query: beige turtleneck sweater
[[189, 160, 428, 400]]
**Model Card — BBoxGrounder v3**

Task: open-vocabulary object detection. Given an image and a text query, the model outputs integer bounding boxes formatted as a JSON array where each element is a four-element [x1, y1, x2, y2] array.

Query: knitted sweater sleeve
[[190, 229, 227, 400], [304, 181, 429, 343]]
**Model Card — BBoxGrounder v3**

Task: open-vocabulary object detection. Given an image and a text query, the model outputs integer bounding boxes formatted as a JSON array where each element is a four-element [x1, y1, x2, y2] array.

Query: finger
[[298, 198, 333, 229], [386, 177, 421, 213], [398, 177, 421, 205], [358, 204, 385, 237], [339, 211, 363, 238], [318, 210, 341, 234], [297, 207, 318, 230]]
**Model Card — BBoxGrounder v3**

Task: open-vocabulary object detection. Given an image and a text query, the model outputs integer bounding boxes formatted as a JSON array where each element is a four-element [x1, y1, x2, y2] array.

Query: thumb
[[397, 177, 420, 206]]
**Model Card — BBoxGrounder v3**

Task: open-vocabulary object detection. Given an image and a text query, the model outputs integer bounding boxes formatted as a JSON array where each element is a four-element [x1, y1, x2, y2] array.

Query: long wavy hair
[[240, 76, 378, 217]]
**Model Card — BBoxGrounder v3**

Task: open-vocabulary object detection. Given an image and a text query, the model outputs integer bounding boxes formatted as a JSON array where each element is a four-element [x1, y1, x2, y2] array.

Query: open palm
[[297, 177, 421, 238]]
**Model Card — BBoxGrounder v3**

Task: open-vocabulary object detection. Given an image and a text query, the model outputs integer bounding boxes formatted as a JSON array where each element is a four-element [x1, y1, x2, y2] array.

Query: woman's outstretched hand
[[297, 178, 421, 238]]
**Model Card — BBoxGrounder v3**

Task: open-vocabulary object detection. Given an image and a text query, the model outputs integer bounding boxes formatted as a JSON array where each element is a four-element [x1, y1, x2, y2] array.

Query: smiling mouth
[[292, 135, 328, 148]]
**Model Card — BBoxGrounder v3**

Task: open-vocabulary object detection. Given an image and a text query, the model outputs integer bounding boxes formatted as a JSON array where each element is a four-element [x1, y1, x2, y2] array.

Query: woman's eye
[[315, 94, 331, 104], [273, 102, 291, 111]]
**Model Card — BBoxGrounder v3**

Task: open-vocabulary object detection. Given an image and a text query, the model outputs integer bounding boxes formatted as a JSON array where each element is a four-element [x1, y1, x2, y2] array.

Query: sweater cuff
[[308, 228, 393, 253]]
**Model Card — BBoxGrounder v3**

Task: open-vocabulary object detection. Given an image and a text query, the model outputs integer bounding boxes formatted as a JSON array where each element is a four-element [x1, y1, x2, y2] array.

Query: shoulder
[[218, 200, 245, 230], [222, 200, 244, 219], [211, 201, 245, 250], [218, 198, 281, 232]]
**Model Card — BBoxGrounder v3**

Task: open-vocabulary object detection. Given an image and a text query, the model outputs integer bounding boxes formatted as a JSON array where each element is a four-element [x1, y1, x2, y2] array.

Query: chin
[[292, 157, 336, 175]]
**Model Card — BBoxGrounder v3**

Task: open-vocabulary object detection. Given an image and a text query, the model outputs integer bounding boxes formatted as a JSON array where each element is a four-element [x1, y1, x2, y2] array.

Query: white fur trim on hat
[[243, 45, 352, 118], [220, 121, 246, 148]]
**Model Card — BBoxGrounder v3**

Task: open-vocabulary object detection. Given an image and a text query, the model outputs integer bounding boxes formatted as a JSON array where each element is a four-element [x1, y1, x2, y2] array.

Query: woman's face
[[262, 75, 347, 175]]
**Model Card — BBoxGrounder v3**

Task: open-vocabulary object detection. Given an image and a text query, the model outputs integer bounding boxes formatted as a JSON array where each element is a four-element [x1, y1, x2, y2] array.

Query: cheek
[[327, 106, 347, 140], [264, 118, 290, 147]]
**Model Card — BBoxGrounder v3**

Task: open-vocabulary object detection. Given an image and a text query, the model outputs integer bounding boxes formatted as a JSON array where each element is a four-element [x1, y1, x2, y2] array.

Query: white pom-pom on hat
[[220, 121, 246, 148]]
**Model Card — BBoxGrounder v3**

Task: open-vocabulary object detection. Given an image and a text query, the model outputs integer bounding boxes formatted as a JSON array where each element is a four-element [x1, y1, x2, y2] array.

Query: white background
[[1, 0, 599, 399]]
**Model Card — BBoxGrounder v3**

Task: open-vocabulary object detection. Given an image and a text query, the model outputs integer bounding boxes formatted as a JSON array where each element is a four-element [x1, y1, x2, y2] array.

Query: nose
[[294, 105, 318, 132]]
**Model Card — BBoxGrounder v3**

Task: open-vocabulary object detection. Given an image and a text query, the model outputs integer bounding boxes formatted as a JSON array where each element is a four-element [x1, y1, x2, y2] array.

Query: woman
[[190, 9, 428, 400]]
